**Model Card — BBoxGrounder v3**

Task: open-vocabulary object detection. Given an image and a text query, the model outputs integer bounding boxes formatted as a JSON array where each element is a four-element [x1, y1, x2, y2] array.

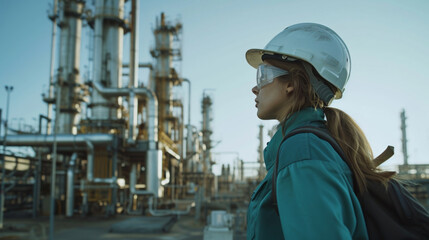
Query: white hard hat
[[246, 23, 351, 101]]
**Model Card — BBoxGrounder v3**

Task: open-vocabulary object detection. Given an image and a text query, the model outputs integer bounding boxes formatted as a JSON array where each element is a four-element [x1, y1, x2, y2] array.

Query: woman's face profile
[[252, 76, 291, 121]]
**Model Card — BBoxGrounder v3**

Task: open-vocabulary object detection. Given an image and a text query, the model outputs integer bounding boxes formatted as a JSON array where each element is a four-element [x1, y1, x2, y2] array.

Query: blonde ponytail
[[324, 107, 392, 193]]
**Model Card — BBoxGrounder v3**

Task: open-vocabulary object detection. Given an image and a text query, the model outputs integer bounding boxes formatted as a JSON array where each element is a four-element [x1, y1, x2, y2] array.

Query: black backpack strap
[[271, 125, 349, 215]]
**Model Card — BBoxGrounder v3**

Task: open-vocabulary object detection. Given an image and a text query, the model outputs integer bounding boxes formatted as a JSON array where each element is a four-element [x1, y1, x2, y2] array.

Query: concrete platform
[[0, 214, 207, 240], [109, 216, 177, 233]]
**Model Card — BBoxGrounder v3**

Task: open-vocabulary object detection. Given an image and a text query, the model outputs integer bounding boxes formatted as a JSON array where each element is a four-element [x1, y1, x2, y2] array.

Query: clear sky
[[1, 0, 429, 176]]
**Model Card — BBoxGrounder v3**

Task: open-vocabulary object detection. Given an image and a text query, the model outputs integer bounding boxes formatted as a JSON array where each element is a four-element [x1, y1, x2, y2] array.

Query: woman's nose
[[252, 86, 259, 95]]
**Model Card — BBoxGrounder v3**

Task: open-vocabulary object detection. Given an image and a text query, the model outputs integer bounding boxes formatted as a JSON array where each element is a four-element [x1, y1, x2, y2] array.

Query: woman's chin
[[257, 111, 272, 120]]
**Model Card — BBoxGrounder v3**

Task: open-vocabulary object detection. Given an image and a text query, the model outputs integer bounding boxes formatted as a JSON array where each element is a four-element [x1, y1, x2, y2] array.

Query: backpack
[[271, 125, 429, 240]]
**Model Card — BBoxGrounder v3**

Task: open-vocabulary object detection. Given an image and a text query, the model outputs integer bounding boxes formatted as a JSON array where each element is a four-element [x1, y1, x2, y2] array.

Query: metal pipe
[[128, 165, 151, 213], [0, 109, 2, 141], [39, 115, 43, 134], [33, 149, 42, 218], [161, 169, 170, 186], [110, 140, 118, 213], [149, 63, 156, 92], [81, 188, 88, 216], [128, 90, 136, 144], [79, 184, 115, 190], [258, 125, 265, 180], [85, 140, 94, 181], [182, 79, 192, 164], [49, 69, 62, 240], [400, 110, 409, 165], [179, 103, 184, 158], [171, 165, 175, 201], [92, 178, 116, 184], [129, 164, 146, 195], [182, 79, 191, 133], [147, 149, 163, 197], [0, 133, 114, 146], [39, 115, 51, 134], [66, 152, 77, 217], [127, 163, 153, 215], [186, 125, 193, 167], [122, 63, 153, 69]]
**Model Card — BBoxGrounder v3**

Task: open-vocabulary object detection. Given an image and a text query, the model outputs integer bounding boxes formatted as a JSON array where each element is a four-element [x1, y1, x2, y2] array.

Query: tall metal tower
[[202, 92, 213, 173], [151, 13, 183, 137], [89, 0, 126, 128], [400, 109, 409, 165], [43, 0, 85, 134], [258, 125, 266, 180]]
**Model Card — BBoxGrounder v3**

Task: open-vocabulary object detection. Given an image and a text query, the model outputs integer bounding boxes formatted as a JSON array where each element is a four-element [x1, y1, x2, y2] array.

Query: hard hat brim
[[246, 48, 305, 69], [246, 49, 266, 69]]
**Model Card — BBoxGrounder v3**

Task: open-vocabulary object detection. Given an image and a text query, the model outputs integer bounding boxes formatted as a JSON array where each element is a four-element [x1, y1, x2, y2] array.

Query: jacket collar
[[263, 107, 325, 171]]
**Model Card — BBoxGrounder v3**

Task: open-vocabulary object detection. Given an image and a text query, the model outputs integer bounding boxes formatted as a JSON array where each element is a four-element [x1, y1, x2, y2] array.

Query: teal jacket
[[247, 108, 368, 240]]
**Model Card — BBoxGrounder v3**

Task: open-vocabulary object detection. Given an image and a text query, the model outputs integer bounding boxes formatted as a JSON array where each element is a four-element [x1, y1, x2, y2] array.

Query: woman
[[246, 23, 391, 239]]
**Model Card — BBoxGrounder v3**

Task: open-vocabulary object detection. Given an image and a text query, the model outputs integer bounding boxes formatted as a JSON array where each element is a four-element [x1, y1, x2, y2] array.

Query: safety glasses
[[256, 64, 289, 89]]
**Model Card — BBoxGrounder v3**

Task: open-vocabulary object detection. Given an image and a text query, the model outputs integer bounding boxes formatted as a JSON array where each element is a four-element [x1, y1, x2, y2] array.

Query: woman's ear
[[283, 82, 294, 94]]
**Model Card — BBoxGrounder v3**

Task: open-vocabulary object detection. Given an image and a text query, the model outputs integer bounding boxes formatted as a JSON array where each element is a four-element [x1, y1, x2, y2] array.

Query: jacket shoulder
[[277, 132, 345, 172]]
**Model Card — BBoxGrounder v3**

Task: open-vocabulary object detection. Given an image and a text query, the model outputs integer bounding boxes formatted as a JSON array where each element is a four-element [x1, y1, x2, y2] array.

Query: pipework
[[91, 81, 158, 145]]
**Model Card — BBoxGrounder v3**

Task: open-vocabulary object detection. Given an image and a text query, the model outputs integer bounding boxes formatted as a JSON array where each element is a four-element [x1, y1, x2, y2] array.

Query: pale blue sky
[[1, 0, 429, 176]]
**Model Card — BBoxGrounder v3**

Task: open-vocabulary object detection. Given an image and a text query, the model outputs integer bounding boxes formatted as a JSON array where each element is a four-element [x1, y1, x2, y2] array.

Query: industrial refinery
[[0, 0, 257, 239], [1, 1, 429, 240]]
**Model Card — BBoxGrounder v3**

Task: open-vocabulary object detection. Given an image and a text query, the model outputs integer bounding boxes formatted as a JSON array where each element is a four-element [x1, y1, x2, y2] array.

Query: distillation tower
[[396, 110, 429, 209], [0, 0, 215, 220], [201, 92, 213, 174], [149, 13, 184, 201], [52, 0, 84, 135]]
